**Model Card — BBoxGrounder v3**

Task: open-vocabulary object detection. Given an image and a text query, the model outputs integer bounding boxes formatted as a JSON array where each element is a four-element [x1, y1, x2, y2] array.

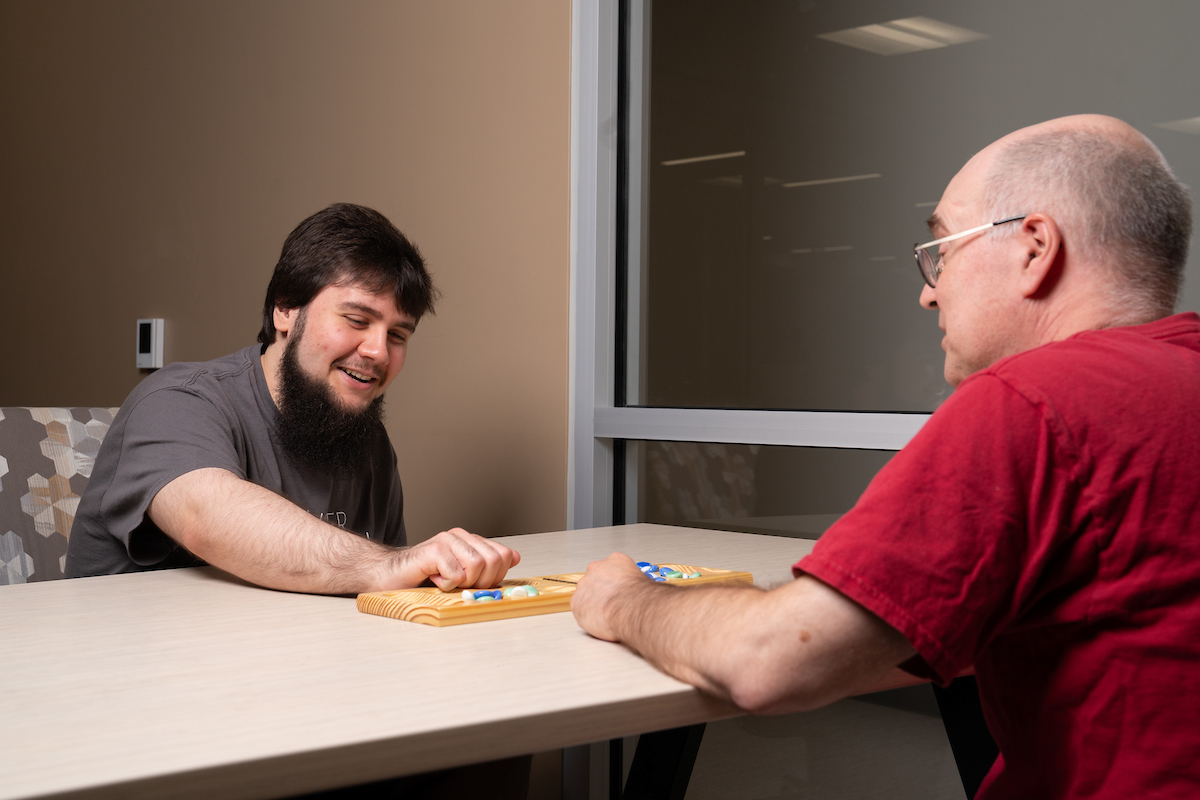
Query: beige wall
[[0, 0, 571, 541]]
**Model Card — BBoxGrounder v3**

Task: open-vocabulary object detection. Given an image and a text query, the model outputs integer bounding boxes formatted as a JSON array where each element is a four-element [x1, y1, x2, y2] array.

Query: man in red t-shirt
[[571, 114, 1198, 799]]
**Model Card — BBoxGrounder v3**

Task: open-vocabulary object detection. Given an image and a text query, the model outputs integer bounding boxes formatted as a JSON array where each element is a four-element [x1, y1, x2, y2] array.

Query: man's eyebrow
[[926, 213, 946, 236], [340, 301, 417, 332]]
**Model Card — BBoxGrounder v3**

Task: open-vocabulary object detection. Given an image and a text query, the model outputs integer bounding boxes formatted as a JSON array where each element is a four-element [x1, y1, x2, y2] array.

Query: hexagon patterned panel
[[0, 407, 120, 584]]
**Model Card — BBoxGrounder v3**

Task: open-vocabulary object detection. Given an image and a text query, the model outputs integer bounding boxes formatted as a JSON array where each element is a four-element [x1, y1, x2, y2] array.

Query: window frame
[[568, 0, 930, 530]]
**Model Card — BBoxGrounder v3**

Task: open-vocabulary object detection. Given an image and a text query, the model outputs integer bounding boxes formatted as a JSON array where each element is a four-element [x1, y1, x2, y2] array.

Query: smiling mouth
[[340, 367, 377, 384]]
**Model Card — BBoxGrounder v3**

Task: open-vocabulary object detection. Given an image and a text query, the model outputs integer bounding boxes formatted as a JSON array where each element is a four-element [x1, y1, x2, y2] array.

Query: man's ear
[[1016, 212, 1062, 298], [273, 305, 297, 338]]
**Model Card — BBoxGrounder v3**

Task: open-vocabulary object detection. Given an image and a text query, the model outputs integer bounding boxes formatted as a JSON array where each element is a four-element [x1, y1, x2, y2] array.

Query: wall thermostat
[[136, 318, 164, 369]]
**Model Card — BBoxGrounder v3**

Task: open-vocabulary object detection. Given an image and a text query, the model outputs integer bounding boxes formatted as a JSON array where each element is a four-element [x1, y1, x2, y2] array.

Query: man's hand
[[150, 468, 521, 595], [394, 528, 520, 592], [570, 552, 653, 641], [569, 551, 918, 715]]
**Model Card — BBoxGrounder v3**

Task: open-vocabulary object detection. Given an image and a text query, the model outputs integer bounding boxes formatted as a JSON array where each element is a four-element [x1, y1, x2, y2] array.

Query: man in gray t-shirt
[[66, 203, 518, 594]]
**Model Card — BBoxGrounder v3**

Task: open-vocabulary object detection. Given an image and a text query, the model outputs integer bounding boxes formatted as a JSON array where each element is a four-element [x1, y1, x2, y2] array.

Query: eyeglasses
[[914, 215, 1027, 288]]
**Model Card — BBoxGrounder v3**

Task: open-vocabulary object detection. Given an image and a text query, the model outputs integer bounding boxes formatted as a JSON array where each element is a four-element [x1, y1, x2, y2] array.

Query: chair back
[[0, 407, 120, 584]]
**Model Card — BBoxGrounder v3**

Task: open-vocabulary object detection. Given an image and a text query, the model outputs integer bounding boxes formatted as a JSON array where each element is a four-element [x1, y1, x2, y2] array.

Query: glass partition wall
[[568, 5, 1200, 796], [580, 0, 1200, 538]]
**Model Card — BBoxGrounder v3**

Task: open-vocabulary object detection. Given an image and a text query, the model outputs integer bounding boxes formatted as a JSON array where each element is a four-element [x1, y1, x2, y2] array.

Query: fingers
[[419, 528, 518, 591]]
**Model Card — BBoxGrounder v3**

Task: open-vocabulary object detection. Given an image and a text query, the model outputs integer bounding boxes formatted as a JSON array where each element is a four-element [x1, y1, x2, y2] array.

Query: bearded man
[[67, 203, 517, 594]]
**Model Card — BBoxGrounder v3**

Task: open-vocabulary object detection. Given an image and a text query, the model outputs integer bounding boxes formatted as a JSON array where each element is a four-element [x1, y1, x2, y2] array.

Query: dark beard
[[275, 325, 386, 478]]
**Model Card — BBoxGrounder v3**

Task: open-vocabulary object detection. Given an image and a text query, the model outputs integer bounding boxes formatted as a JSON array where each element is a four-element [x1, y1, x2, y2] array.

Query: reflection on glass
[[630, 1, 1200, 412], [633, 440, 894, 540]]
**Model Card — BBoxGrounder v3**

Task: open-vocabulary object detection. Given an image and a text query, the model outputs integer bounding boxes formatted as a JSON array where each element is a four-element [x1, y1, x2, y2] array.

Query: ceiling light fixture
[[1156, 116, 1200, 135], [702, 175, 744, 188], [783, 173, 880, 188], [818, 16, 987, 56], [790, 246, 854, 253], [661, 150, 746, 166]]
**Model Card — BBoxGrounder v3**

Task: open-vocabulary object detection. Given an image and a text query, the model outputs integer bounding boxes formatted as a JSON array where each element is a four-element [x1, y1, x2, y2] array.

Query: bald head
[[976, 115, 1191, 318]]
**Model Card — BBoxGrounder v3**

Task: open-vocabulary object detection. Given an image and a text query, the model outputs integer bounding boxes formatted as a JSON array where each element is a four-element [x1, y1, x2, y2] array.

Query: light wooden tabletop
[[1, 524, 814, 800]]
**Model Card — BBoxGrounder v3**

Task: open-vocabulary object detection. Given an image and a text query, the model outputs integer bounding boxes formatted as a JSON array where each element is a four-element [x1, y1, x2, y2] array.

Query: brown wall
[[0, 0, 571, 541]]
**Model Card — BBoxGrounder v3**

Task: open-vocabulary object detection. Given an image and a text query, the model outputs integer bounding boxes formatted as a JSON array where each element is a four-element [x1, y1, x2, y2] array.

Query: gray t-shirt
[[66, 345, 405, 577]]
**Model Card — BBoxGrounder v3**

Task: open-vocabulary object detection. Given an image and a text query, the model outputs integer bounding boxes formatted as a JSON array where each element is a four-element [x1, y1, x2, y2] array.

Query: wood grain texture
[[356, 565, 754, 625], [0, 524, 813, 800]]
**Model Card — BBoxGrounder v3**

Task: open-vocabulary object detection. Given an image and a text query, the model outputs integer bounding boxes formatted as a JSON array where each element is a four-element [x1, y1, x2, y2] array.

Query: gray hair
[[983, 128, 1192, 317]]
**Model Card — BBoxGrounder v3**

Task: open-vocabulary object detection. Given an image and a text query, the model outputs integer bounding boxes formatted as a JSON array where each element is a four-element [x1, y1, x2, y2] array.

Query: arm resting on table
[[571, 554, 917, 715], [149, 468, 518, 594]]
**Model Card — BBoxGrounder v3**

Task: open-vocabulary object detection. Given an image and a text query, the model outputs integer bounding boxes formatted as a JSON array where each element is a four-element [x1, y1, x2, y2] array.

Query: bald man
[[571, 116, 1198, 799]]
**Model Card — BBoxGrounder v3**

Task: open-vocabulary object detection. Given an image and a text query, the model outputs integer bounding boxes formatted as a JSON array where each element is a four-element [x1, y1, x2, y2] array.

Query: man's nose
[[358, 326, 389, 361], [919, 283, 938, 310]]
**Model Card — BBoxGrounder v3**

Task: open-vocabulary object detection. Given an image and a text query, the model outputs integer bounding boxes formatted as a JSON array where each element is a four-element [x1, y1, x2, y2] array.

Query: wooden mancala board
[[356, 564, 754, 626]]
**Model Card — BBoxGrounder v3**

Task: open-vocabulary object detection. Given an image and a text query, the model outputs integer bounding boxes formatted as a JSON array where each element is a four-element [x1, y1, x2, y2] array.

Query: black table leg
[[609, 737, 623, 800], [619, 724, 706, 800], [932, 676, 999, 799]]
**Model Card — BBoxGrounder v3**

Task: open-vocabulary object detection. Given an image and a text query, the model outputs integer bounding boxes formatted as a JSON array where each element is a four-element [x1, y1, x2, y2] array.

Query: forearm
[[150, 468, 408, 594], [574, 557, 917, 715], [606, 581, 764, 700], [605, 581, 848, 713]]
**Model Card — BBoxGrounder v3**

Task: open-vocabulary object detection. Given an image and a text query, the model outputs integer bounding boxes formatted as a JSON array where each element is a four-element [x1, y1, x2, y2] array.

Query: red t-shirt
[[796, 312, 1200, 800]]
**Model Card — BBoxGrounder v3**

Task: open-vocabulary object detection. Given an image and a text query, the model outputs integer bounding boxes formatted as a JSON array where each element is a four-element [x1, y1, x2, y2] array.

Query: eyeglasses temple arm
[[917, 215, 1028, 250]]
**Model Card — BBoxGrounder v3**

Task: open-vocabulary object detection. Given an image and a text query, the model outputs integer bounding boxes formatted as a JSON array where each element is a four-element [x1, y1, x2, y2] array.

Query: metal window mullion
[[595, 407, 930, 451], [569, 0, 620, 533]]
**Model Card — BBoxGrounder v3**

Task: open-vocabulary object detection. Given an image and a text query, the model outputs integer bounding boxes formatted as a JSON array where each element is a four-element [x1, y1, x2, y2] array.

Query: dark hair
[[258, 203, 438, 346]]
